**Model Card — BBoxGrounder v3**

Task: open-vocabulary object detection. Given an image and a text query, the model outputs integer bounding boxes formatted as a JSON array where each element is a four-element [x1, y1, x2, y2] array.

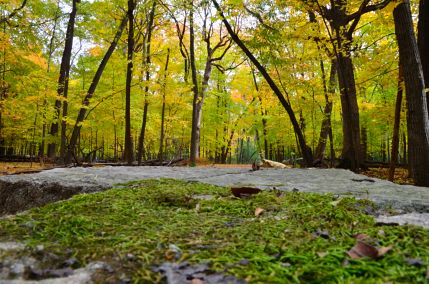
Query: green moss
[[0, 179, 428, 283]]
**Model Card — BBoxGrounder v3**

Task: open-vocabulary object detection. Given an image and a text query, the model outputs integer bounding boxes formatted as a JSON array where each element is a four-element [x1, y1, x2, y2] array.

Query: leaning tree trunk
[[394, 0, 429, 186], [48, 0, 79, 161], [65, 16, 127, 164], [124, 0, 135, 165], [418, 0, 429, 113], [212, 0, 313, 166]]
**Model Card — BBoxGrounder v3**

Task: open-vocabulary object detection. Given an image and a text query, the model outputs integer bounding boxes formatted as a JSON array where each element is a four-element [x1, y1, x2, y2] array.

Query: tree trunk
[[189, 0, 199, 166], [418, 0, 429, 113], [394, 0, 429, 186], [137, 1, 156, 165], [388, 64, 403, 181], [212, 0, 313, 166], [336, 47, 362, 171], [48, 0, 79, 161], [159, 48, 170, 160], [315, 59, 337, 161], [124, 0, 135, 165], [65, 16, 127, 164]]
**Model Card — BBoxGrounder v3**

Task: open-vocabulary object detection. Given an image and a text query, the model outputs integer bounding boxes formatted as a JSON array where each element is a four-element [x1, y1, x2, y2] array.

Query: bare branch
[[243, 4, 277, 31], [346, 0, 392, 23]]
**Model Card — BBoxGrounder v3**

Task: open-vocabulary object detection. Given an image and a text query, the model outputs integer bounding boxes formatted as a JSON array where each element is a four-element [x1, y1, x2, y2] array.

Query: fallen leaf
[[317, 252, 328, 258], [377, 246, 392, 257], [191, 279, 204, 284], [347, 241, 379, 259], [255, 207, 265, 217], [348, 241, 392, 259]]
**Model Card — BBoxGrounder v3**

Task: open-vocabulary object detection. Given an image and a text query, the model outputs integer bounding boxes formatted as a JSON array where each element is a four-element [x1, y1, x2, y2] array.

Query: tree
[[0, 0, 27, 25], [137, 0, 157, 165], [394, 0, 429, 186], [159, 48, 170, 160], [418, 0, 429, 113], [212, 0, 314, 166], [124, 0, 135, 165], [308, 0, 391, 171], [48, 0, 80, 161], [65, 16, 127, 164], [189, 1, 232, 166]]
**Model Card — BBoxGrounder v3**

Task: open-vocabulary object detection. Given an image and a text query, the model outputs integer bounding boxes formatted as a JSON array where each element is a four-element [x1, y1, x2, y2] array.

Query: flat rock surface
[[0, 166, 428, 215]]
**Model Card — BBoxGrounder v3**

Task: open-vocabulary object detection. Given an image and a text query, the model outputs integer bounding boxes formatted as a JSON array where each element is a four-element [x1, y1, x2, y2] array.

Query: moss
[[0, 179, 428, 283]]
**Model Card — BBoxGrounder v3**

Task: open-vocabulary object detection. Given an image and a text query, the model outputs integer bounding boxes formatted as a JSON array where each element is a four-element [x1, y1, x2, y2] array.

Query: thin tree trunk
[[137, 0, 156, 165], [159, 48, 170, 160], [48, 0, 79, 161], [388, 64, 403, 181], [315, 59, 337, 161], [251, 67, 269, 158], [189, 0, 199, 166], [124, 0, 135, 165], [394, 0, 429, 186], [418, 0, 429, 113], [65, 16, 127, 164]]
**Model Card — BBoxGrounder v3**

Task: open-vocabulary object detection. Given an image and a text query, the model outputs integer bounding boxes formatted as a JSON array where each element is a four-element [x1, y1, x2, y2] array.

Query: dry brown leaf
[[348, 241, 392, 260], [347, 241, 378, 259], [191, 279, 204, 284], [255, 207, 265, 217]]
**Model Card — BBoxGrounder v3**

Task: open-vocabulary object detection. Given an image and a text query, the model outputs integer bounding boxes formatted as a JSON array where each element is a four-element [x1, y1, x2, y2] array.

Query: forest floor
[[0, 179, 428, 283]]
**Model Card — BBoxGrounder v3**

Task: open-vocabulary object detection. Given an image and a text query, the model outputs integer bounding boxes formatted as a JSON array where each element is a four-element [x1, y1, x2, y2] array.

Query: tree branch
[[0, 0, 28, 25]]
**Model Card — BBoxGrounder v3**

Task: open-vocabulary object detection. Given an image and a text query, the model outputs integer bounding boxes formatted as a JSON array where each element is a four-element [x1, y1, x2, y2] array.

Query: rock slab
[[0, 167, 428, 216]]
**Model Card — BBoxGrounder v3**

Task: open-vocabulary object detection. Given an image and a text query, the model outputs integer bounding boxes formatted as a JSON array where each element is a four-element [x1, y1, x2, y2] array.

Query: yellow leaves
[[360, 101, 376, 111], [231, 89, 244, 103], [24, 53, 48, 70], [89, 46, 103, 57]]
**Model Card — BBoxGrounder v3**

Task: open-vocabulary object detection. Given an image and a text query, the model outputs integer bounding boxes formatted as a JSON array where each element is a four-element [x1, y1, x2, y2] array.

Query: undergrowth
[[0, 179, 428, 283]]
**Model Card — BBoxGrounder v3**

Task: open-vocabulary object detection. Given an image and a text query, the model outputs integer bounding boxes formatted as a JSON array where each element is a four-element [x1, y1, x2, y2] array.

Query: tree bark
[[394, 0, 429, 186], [124, 0, 135, 165], [48, 0, 79, 161], [189, 0, 199, 166], [212, 0, 313, 166], [336, 47, 362, 171], [159, 48, 170, 160], [315, 59, 337, 161], [137, 1, 156, 165], [65, 16, 127, 164], [418, 0, 429, 113], [388, 64, 403, 181]]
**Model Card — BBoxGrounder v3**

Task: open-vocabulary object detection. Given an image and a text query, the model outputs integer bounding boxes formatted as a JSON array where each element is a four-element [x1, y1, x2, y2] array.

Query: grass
[[0, 179, 428, 283]]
